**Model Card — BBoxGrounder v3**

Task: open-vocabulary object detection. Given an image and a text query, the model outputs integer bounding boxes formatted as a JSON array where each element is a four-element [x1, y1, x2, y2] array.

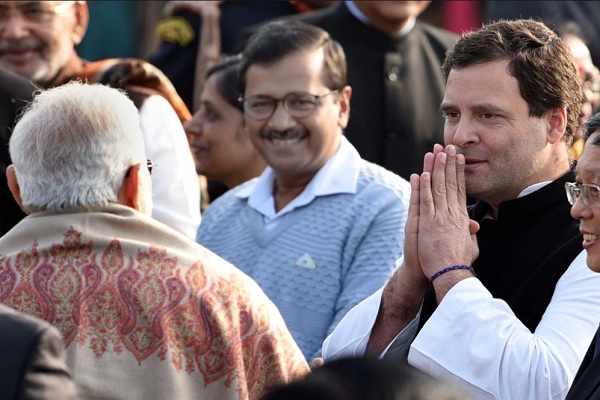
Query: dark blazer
[[0, 67, 36, 237], [0, 304, 77, 400], [566, 327, 600, 400]]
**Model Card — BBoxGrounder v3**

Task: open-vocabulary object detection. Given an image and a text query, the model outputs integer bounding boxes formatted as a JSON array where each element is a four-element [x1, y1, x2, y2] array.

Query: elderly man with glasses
[[565, 112, 600, 399], [196, 20, 411, 362]]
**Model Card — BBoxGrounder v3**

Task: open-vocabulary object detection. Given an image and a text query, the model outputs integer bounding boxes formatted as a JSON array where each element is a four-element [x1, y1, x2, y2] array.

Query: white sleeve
[[409, 250, 600, 400], [322, 285, 383, 359], [138, 95, 201, 239], [322, 257, 419, 361]]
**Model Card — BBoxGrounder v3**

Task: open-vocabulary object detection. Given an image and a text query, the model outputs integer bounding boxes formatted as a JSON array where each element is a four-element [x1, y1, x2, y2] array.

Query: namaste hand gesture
[[367, 144, 480, 355], [416, 144, 479, 300]]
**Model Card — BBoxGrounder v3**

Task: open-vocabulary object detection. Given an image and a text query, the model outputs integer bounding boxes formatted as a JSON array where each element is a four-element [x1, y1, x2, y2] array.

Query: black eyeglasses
[[238, 90, 339, 120], [126, 159, 155, 178], [565, 182, 600, 207], [146, 159, 156, 175]]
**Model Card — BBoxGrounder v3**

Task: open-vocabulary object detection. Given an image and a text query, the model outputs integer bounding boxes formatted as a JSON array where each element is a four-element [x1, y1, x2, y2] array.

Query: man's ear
[[546, 106, 567, 144], [337, 85, 352, 130], [6, 165, 30, 215], [118, 163, 150, 214], [72, 1, 89, 46]]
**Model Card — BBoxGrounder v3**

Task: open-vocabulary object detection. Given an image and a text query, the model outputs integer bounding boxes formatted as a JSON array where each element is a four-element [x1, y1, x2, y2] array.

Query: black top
[[0, 67, 35, 237], [567, 325, 600, 400]]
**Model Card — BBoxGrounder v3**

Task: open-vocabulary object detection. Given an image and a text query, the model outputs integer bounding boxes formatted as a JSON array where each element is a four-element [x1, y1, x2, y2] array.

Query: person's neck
[[272, 173, 315, 212], [348, 1, 412, 36], [485, 165, 571, 219], [223, 161, 267, 189]]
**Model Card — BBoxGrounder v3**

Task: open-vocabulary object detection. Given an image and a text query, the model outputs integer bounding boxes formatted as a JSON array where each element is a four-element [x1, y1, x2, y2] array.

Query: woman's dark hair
[[206, 54, 244, 112]]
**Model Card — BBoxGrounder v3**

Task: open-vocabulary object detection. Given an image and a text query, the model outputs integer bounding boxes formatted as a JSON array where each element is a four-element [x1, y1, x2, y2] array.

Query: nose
[[1, 14, 30, 40], [447, 118, 479, 147], [571, 195, 593, 220], [184, 114, 203, 142], [266, 100, 296, 130]]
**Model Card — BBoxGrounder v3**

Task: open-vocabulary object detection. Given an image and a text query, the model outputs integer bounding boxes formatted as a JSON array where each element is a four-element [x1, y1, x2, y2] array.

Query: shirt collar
[[518, 181, 552, 198], [236, 136, 361, 219]]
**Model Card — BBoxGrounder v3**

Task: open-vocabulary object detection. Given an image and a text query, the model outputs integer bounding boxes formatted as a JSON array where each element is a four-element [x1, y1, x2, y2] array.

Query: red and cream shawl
[[0, 204, 308, 399]]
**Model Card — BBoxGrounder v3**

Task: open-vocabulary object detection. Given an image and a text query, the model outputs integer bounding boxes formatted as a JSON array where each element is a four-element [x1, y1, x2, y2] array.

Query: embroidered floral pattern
[[0, 227, 307, 398]]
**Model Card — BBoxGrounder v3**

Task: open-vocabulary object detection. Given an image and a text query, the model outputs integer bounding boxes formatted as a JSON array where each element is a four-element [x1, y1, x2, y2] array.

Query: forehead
[[244, 49, 326, 95], [564, 35, 591, 60], [443, 60, 526, 110], [201, 73, 222, 98], [578, 132, 600, 181], [0, 1, 62, 7]]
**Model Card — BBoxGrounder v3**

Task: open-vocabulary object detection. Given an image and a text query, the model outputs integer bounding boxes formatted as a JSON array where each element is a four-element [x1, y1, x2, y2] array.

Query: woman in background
[[186, 55, 266, 207]]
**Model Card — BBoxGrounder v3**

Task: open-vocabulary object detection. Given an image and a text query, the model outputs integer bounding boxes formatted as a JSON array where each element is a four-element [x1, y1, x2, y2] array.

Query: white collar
[[236, 136, 361, 220], [518, 181, 552, 198]]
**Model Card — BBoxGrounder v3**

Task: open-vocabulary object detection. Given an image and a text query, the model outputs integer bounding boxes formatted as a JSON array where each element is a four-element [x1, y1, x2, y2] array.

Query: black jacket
[[0, 67, 35, 237], [0, 304, 77, 400]]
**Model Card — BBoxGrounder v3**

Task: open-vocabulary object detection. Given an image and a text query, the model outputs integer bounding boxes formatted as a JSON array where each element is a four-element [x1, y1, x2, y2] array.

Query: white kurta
[[323, 251, 600, 399], [138, 95, 201, 240]]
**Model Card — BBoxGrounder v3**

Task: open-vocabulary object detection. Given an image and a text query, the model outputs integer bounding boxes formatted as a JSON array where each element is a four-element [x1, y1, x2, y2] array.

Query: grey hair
[[9, 81, 145, 213], [583, 112, 600, 144]]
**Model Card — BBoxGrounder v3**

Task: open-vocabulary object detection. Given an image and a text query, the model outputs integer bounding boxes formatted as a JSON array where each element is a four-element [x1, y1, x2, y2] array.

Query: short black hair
[[239, 20, 347, 94]]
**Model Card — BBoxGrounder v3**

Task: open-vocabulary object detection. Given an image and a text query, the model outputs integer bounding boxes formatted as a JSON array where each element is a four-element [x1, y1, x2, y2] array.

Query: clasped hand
[[404, 144, 479, 288]]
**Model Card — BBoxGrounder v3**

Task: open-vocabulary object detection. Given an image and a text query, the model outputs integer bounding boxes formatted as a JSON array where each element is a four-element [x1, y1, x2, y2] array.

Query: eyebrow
[[440, 102, 505, 114]]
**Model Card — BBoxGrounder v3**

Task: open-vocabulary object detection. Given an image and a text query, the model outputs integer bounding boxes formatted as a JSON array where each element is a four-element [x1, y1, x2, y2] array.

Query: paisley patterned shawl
[[0, 204, 308, 400]]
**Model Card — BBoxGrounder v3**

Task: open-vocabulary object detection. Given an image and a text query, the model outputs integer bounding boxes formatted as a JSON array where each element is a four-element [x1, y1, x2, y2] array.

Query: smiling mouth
[[260, 129, 308, 145], [584, 233, 599, 241]]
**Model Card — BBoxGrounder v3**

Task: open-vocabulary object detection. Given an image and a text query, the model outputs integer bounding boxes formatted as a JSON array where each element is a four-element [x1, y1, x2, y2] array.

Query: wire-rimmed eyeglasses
[[238, 90, 339, 120], [146, 159, 156, 175], [565, 181, 600, 207]]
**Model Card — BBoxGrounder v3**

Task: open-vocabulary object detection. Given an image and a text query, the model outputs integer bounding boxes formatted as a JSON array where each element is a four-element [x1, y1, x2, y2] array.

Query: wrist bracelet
[[429, 265, 474, 285]]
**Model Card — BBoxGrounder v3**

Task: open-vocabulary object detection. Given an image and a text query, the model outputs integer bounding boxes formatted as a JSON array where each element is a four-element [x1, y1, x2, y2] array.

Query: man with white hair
[[0, 81, 308, 400]]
